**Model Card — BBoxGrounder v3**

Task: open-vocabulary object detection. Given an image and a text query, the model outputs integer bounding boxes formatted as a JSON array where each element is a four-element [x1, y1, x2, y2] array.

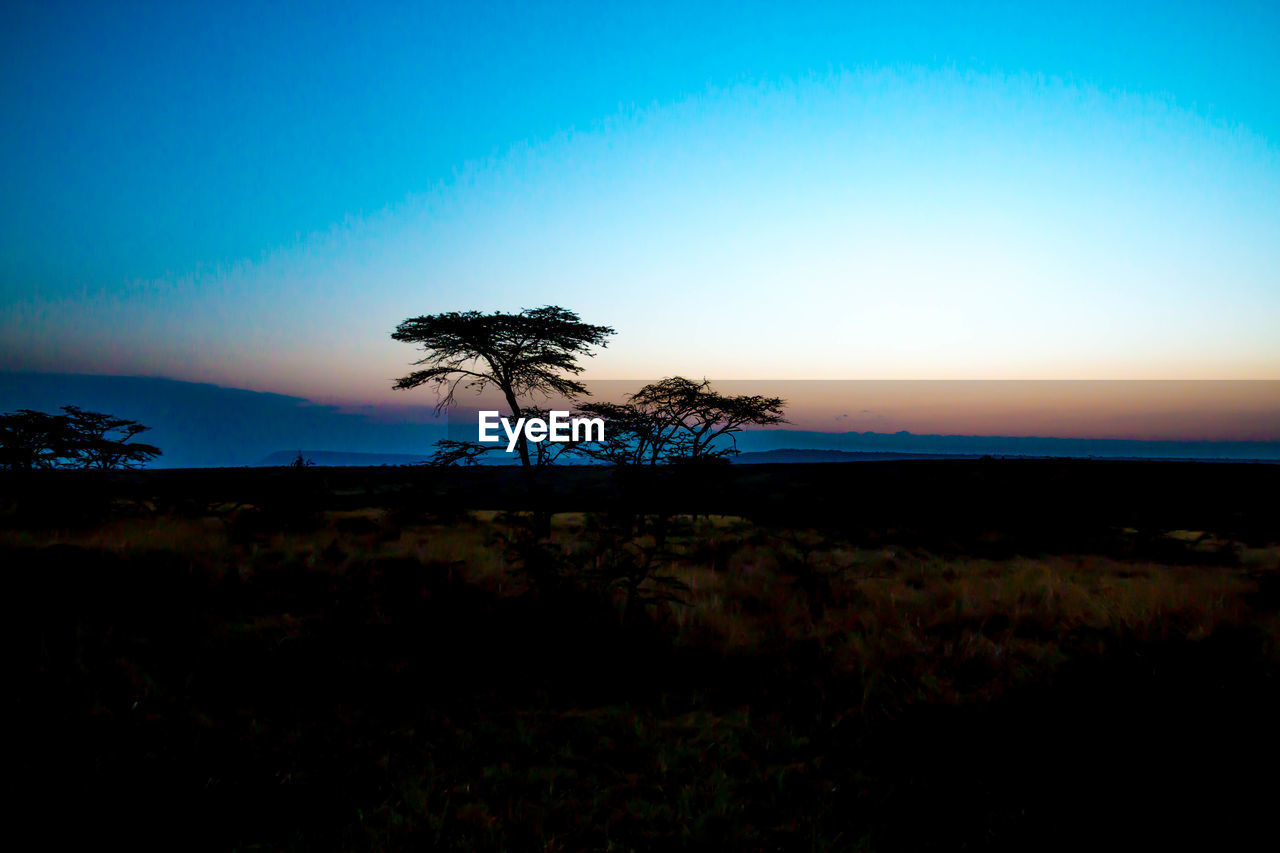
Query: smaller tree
[[0, 406, 161, 470], [60, 406, 162, 470], [573, 401, 665, 466], [578, 378, 787, 465], [631, 377, 787, 462]]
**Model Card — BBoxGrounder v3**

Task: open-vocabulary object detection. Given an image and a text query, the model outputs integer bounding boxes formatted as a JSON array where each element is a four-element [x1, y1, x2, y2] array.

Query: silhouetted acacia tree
[[391, 306, 615, 476], [60, 406, 162, 470], [0, 409, 71, 470], [571, 401, 661, 466], [0, 406, 161, 470], [579, 377, 787, 465]]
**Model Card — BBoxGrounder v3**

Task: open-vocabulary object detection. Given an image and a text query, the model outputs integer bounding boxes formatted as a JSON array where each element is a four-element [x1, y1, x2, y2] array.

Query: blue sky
[[3, 1, 1278, 405]]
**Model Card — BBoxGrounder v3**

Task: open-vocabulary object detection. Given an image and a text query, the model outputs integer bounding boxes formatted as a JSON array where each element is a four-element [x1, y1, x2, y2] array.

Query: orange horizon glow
[[424, 379, 1280, 443]]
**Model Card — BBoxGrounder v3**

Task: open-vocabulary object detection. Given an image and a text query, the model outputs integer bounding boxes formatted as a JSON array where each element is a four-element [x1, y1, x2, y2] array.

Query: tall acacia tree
[[391, 305, 615, 473]]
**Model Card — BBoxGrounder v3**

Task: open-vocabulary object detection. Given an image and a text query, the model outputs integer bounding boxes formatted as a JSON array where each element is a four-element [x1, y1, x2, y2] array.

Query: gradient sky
[[3, 1, 1279, 409]]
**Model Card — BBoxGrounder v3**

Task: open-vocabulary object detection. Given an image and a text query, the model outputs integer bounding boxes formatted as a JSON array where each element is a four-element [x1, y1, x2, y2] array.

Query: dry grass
[[12, 502, 1280, 850], [11, 507, 1273, 704]]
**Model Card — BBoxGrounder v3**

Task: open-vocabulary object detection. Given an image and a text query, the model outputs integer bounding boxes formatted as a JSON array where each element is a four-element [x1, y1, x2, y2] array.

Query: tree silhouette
[[0, 409, 71, 470], [59, 406, 162, 470], [571, 400, 662, 466], [0, 406, 161, 470], [579, 377, 787, 465], [391, 306, 615, 474]]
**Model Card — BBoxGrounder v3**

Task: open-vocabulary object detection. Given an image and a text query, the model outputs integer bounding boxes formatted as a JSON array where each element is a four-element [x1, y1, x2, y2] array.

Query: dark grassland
[[9, 460, 1280, 850]]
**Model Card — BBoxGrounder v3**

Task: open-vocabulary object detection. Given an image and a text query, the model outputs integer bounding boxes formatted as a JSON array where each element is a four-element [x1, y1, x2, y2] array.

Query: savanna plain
[[11, 460, 1280, 850]]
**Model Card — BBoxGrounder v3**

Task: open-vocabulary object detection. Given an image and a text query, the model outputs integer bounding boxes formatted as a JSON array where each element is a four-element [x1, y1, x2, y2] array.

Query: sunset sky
[[3, 2, 1278, 427]]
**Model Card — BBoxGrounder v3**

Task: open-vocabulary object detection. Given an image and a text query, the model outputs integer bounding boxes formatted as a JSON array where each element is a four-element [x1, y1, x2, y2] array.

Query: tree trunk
[[500, 387, 534, 482], [500, 386, 548, 536]]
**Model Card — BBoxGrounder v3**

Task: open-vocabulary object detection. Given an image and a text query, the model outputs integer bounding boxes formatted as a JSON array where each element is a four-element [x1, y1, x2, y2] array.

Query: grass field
[[10, 461, 1280, 850]]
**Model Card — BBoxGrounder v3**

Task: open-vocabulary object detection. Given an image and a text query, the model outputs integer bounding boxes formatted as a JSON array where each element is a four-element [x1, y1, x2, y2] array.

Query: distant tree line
[[0, 406, 162, 471], [391, 306, 786, 471]]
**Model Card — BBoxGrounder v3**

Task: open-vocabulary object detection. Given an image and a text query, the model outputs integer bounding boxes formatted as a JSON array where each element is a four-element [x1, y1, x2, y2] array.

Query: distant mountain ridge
[[0, 372, 447, 468]]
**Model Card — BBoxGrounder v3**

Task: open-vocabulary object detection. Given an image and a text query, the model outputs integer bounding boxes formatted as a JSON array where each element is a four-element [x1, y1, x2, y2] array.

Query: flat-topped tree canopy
[[391, 305, 615, 471], [392, 305, 615, 407]]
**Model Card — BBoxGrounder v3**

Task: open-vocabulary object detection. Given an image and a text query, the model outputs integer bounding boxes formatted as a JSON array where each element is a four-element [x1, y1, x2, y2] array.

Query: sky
[[2, 1, 1279, 419]]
